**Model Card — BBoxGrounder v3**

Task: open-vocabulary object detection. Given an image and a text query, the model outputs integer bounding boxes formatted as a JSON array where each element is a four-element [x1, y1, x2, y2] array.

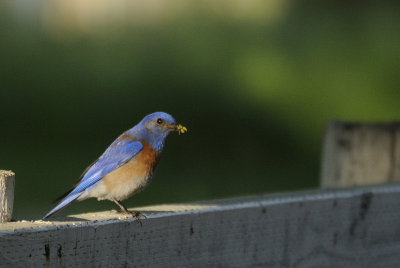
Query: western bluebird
[[43, 111, 187, 221]]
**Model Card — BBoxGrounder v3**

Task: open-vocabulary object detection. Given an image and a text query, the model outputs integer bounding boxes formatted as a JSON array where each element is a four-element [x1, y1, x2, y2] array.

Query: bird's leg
[[112, 199, 146, 226], [113, 199, 130, 213]]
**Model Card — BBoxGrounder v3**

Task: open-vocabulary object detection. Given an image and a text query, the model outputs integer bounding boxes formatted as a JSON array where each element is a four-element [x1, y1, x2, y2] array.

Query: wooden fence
[[1, 121, 400, 267]]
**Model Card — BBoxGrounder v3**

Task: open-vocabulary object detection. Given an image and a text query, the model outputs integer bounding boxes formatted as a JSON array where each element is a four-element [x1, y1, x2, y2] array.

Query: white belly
[[79, 173, 152, 201], [78, 157, 154, 201]]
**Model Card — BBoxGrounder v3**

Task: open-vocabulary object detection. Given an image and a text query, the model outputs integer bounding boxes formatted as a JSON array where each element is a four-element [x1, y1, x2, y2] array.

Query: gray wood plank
[[321, 121, 400, 188], [2, 184, 400, 267]]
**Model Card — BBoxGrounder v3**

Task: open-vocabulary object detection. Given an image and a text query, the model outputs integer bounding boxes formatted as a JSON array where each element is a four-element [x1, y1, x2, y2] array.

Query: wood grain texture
[[2, 183, 400, 267], [0, 170, 15, 223], [321, 121, 400, 188]]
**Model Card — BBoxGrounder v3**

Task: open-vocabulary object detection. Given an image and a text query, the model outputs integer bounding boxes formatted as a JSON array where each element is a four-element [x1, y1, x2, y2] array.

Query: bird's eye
[[157, 118, 164, 124]]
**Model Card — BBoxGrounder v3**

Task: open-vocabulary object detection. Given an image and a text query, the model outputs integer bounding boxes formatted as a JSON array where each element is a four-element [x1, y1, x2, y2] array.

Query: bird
[[43, 111, 187, 221]]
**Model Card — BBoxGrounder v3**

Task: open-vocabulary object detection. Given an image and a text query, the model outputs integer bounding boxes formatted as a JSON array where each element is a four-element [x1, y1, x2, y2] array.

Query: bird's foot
[[118, 210, 147, 226]]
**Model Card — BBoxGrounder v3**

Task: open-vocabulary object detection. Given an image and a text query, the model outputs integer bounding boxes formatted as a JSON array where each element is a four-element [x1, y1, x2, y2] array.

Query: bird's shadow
[[41, 216, 89, 222], [40, 209, 176, 222]]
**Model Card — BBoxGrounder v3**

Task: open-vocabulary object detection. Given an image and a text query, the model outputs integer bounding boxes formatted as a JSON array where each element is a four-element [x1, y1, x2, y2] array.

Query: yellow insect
[[176, 124, 188, 135]]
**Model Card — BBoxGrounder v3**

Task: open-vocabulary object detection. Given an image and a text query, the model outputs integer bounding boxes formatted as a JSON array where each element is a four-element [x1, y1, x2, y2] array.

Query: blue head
[[128, 112, 187, 151]]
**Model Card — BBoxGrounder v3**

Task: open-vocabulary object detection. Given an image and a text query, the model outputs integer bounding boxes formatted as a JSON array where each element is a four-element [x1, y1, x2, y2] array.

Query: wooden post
[[0, 170, 15, 223], [321, 121, 400, 188]]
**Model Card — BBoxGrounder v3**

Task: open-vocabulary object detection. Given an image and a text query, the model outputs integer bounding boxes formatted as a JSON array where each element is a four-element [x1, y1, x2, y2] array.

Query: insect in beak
[[176, 124, 187, 135]]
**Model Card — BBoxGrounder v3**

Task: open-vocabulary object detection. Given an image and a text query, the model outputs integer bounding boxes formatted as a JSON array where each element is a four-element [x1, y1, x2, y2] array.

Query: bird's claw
[[118, 210, 147, 226]]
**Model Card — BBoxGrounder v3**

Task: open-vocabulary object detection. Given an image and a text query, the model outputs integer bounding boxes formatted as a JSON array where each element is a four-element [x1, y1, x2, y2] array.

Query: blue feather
[[43, 139, 143, 219]]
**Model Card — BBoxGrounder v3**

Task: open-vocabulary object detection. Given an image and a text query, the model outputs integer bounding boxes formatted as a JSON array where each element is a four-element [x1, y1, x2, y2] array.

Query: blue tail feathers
[[42, 193, 81, 219]]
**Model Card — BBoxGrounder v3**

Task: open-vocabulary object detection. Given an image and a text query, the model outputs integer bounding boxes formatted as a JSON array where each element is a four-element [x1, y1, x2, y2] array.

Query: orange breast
[[101, 140, 159, 197]]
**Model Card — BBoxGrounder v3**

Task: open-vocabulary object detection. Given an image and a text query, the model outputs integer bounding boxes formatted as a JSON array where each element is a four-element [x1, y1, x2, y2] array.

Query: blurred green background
[[1, 0, 399, 219]]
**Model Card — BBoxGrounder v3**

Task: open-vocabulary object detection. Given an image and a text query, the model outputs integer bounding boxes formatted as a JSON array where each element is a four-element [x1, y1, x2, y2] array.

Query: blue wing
[[43, 138, 143, 219]]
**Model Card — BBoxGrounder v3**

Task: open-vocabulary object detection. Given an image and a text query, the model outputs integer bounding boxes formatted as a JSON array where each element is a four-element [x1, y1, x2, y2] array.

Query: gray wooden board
[[321, 121, 400, 188], [2, 184, 400, 267], [0, 170, 15, 223]]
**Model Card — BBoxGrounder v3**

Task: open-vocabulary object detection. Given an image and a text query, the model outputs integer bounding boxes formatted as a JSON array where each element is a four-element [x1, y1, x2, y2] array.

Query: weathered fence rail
[[2, 183, 400, 267], [2, 121, 400, 267]]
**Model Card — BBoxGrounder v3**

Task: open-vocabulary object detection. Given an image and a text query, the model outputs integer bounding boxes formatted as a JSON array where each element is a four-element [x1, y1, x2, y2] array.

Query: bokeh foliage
[[1, 0, 399, 219]]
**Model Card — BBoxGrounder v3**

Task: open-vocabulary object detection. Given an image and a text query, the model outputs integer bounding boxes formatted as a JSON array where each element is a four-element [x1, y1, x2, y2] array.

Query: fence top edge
[[327, 120, 400, 127], [1, 182, 400, 234]]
